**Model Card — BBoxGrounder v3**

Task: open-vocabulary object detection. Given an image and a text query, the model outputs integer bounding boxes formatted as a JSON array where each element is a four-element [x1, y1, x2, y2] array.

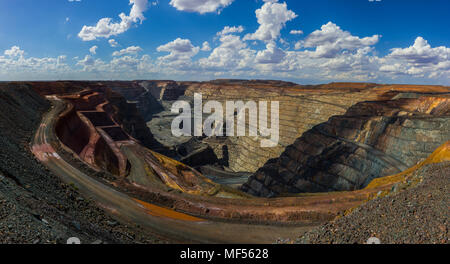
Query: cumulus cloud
[[379, 37, 450, 78], [4, 46, 25, 57], [157, 38, 200, 67], [299, 22, 380, 58], [290, 29, 303, 35], [74, 53, 154, 78], [199, 34, 254, 70], [387, 37, 450, 65], [255, 42, 285, 64], [2, 17, 449, 84], [0, 46, 70, 80], [78, 0, 149, 41], [201, 41, 211, 51], [157, 38, 198, 54], [89, 46, 98, 55], [244, 1, 297, 42], [77, 55, 95, 68], [169, 0, 234, 14], [110, 55, 141, 70], [57, 55, 67, 65], [320, 47, 377, 73], [112, 46, 143, 56], [217, 25, 244, 36], [109, 39, 119, 47]]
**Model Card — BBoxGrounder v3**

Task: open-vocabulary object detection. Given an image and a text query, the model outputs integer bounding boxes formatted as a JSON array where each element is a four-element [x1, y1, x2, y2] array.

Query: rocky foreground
[[297, 162, 449, 244]]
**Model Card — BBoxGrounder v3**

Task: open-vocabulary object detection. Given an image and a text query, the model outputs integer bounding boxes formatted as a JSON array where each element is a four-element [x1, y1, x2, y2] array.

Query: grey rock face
[[243, 96, 450, 197]]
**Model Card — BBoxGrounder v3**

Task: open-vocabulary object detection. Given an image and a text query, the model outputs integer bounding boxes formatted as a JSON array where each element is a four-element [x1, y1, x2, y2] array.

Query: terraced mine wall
[[55, 92, 126, 176], [37, 82, 173, 158], [55, 106, 91, 155], [45, 81, 447, 197], [102, 88, 174, 157], [242, 96, 450, 197], [140, 80, 191, 101], [100, 81, 165, 122], [93, 134, 121, 176], [158, 81, 386, 172], [126, 81, 449, 197], [75, 92, 105, 111], [24, 81, 99, 96]]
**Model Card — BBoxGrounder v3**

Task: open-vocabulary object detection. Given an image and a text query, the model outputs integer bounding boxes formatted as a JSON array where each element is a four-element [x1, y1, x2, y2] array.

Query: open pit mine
[[0, 80, 448, 244]]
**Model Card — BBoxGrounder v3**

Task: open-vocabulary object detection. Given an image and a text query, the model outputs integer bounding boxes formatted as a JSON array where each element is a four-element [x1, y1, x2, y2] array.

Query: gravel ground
[[0, 84, 168, 244], [296, 162, 449, 244]]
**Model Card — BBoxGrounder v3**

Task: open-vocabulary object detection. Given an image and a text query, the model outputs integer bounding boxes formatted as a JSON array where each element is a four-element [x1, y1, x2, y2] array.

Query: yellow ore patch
[[133, 198, 204, 222], [366, 141, 450, 189]]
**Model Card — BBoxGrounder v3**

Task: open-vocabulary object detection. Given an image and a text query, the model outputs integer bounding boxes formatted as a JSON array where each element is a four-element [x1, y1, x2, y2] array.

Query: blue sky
[[0, 0, 449, 84]]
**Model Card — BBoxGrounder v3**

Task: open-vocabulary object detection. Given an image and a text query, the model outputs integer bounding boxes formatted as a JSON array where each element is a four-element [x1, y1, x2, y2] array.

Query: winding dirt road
[[32, 97, 316, 243]]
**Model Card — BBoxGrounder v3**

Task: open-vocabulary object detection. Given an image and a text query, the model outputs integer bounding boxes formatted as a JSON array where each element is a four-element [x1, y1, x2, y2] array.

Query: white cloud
[[387, 37, 450, 65], [109, 39, 119, 47], [75, 53, 154, 77], [2, 20, 449, 84], [89, 46, 98, 55], [320, 47, 377, 73], [112, 46, 143, 56], [110, 55, 141, 71], [379, 37, 450, 78], [199, 34, 254, 70], [57, 55, 67, 65], [255, 42, 285, 64], [157, 38, 198, 54], [201, 41, 211, 51], [217, 25, 244, 36], [244, 1, 297, 42], [379, 63, 402, 73], [157, 38, 200, 68], [78, 0, 149, 41], [299, 22, 380, 58], [4, 46, 25, 57], [290, 29, 303, 35], [169, 0, 234, 14], [77, 55, 95, 67], [0, 46, 71, 80]]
